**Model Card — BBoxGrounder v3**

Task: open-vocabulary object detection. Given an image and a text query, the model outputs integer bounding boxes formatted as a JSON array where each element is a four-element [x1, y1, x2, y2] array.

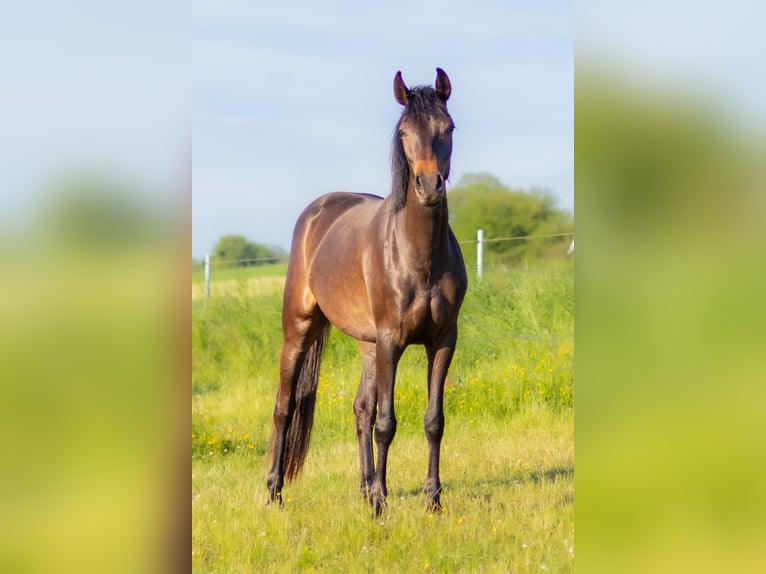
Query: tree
[[212, 235, 282, 266], [449, 173, 573, 265], [40, 175, 163, 250]]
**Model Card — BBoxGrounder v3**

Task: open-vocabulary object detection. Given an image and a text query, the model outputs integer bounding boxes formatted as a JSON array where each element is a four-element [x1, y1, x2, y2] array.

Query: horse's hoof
[[360, 484, 375, 506], [426, 493, 443, 514], [371, 494, 388, 518], [426, 499, 443, 514], [267, 491, 284, 508]]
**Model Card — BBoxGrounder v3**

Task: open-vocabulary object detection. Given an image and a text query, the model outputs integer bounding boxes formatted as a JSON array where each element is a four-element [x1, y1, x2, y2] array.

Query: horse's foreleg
[[371, 338, 402, 516], [424, 330, 457, 513], [353, 342, 377, 504]]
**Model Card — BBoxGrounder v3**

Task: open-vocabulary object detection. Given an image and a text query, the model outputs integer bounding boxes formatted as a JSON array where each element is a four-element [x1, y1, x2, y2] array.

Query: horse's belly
[[307, 263, 376, 342], [306, 209, 379, 342], [315, 292, 377, 342]]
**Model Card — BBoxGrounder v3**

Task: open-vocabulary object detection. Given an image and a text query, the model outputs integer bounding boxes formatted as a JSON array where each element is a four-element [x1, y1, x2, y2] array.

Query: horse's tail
[[283, 323, 331, 481]]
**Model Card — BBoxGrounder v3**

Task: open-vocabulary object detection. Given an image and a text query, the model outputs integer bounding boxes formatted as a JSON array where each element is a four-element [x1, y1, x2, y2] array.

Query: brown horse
[[267, 68, 467, 515]]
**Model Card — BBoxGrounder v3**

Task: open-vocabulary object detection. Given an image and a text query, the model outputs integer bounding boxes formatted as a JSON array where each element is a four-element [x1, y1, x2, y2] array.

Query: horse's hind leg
[[267, 343, 298, 505], [353, 341, 377, 504], [267, 289, 325, 506]]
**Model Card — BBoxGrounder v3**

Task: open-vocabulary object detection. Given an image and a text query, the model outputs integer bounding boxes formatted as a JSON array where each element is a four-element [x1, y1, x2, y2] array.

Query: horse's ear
[[394, 71, 409, 106], [435, 68, 451, 101]]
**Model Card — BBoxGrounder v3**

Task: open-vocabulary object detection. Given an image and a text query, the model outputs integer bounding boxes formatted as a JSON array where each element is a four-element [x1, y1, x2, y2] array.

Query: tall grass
[[192, 260, 573, 572], [191, 261, 288, 284]]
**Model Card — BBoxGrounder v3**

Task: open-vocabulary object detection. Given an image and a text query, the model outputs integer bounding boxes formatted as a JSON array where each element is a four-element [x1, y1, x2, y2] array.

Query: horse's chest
[[399, 285, 452, 339]]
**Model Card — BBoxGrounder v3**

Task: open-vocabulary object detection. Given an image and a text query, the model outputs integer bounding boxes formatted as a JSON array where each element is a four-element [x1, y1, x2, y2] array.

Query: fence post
[[204, 254, 211, 301], [476, 229, 484, 281]]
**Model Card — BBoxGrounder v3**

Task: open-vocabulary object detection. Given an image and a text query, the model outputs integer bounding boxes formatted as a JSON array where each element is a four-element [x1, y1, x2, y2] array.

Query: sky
[[4, 2, 757, 259], [192, 1, 574, 257], [0, 1, 189, 229], [577, 0, 766, 127]]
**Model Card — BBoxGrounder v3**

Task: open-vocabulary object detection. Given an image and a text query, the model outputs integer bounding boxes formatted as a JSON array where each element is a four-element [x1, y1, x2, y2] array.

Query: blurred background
[[576, 1, 766, 572], [2, 0, 764, 572], [0, 2, 187, 573]]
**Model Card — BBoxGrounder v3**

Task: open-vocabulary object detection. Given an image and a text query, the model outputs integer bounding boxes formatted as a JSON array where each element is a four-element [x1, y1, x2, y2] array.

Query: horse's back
[[291, 192, 381, 247], [302, 191, 383, 219]]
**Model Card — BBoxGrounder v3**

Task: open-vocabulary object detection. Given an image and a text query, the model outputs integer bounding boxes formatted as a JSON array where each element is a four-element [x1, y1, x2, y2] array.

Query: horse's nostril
[[415, 175, 423, 188], [436, 175, 444, 191]]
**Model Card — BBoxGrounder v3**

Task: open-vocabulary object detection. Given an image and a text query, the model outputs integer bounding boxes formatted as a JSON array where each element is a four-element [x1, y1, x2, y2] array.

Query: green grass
[[192, 260, 288, 284], [191, 261, 288, 299], [192, 260, 573, 572]]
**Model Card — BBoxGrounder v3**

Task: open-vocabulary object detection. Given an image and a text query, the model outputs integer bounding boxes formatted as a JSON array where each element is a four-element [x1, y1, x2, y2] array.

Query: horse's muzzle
[[414, 173, 444, 206]]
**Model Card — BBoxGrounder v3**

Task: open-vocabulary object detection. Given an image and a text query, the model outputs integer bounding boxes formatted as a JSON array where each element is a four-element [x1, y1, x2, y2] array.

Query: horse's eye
[[398, 130, 407, 138]]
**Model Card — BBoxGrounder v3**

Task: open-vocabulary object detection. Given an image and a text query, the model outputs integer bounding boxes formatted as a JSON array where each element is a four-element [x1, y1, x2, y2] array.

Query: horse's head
[[392, 68, 454, 209]]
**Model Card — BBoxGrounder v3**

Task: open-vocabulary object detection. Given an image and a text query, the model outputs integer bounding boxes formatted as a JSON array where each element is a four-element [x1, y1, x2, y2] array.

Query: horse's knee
[[424, 411, 444, 443], [374, 415, 397, 445], [353, 395, 369, 418]]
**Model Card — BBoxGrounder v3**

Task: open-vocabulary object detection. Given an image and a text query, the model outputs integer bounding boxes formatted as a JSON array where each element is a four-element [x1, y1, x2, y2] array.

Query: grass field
[[192, 260, 574, 572], [191, 260, 289, 283], [191, 261, 289, 299]]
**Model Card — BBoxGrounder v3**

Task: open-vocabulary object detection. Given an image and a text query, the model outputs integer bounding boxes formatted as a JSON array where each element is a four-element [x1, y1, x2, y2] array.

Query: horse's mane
[[390, 86, 453, 211]]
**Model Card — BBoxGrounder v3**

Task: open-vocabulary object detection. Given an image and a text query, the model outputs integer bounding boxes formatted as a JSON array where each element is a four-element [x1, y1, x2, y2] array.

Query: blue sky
[[2, 2, 760, 260], [0, 1, 188, 229], [577, 0, 766, 127], [193, 1, 574, 256]]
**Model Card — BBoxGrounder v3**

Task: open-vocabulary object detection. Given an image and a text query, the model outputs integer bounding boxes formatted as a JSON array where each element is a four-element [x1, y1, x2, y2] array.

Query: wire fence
[[193, 230, 573, 270], [458, 231, 574, 245], [192, 230, 574, 345], [192, 229, 574, 300], [191, 256, 281, 272]]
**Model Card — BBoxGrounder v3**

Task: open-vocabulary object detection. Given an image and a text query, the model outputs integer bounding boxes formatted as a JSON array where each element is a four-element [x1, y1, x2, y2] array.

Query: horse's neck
[[389, 197, 451, 276]]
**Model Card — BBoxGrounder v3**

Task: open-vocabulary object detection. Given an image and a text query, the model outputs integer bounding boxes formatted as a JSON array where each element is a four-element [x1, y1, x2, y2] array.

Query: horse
[[266, 68, 467, 516]]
